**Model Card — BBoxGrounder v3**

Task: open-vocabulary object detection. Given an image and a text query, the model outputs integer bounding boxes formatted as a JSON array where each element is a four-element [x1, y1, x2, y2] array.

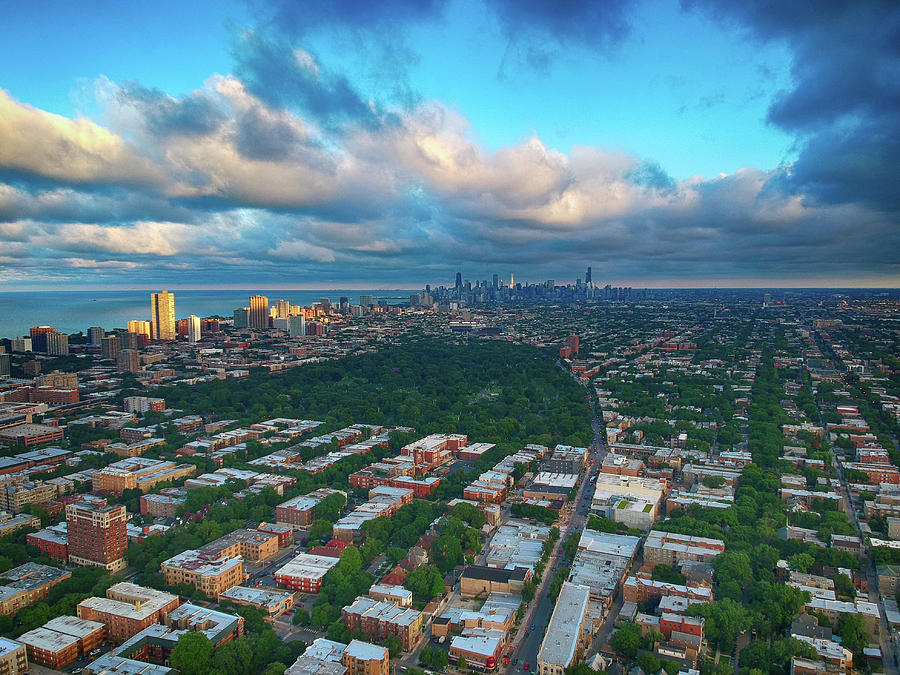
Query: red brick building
[[65, 496, 127, 572]]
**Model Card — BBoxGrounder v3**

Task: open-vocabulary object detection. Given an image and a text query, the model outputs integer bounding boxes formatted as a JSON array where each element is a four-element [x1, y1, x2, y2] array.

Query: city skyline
[[0, 1, 897, 289]]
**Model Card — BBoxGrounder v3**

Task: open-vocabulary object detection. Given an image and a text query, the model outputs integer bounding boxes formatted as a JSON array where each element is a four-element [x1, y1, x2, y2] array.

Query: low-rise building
[[219, 586, 295, 617], [94, 458, 196, 495], [274, 553, 340, 593], [139, 488, 188, 519], [25, 522, 68, 561], [450, 628, 505, 671], [18, 615, 106, 668], [76, 583, 180, 643], [199, 528, 280, 562], [160, 550, 243, 597], [643, 531, 726, 568], [0, 563, 72, 616], [368, 584, 413, 607], [342, 597, 423, 651], [276, 489, 347, 528], [460, 566, 530, 597], [537, 582, 591, 675], [0, 511, 40, 537], [0, 637, 27, 675], [342, 639, 389, 675]]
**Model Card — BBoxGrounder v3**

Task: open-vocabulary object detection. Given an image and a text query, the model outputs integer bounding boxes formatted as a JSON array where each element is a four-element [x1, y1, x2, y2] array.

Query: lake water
[[0, 289, 415, 339]]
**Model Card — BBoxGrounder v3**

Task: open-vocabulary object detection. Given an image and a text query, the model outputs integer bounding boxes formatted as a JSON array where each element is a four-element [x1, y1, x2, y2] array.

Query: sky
[[0, 0, 897, 289]]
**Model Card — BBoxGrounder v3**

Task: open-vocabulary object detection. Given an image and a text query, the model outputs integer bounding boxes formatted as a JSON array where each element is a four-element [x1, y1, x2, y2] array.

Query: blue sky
[[0, 0, 897, 288]]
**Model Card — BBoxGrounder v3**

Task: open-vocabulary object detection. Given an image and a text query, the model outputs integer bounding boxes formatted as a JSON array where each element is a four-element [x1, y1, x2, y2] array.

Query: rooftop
[[537, 582, 590, 668]]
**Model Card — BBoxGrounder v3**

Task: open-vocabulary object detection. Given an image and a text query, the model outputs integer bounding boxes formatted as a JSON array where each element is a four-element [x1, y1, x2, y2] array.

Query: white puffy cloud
[[0, 89, 164, 187]]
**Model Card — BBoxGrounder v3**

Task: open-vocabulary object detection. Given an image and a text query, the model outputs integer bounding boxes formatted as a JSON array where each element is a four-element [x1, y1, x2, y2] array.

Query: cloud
[[232, 32, 386, 130], [267, 239, 336, 262], [64, 257, 145, 269], [0, 58, 897, 288], [683, 0, 900, 212], [0, 88, 164, 188]]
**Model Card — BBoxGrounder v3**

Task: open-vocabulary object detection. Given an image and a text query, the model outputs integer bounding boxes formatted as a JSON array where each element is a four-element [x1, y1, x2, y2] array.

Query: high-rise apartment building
[[276, 299, 291, 318], [65, 496, 127, 572], [339, 297, 349, 312], [87, 327, 104, 345], [233, 307, 250, 328], [288, 315, 306, 338], [188, 315, 201, 343], [100, 335, 120, 361], [45, 332, 68, 356], [359, 295, 373, 307], [126, 320, 150, 338], [249, 295, 269, 330], [150, 291, 175, 340], [0, 354, 9, 379], [117, 349, 140, 374], [10, 338, 31, 353]]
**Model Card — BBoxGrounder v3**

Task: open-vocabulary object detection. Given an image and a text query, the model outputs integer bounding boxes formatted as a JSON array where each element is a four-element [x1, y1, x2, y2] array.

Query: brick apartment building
[[76, 583, 180, 643], [65, 496, 127, 572]]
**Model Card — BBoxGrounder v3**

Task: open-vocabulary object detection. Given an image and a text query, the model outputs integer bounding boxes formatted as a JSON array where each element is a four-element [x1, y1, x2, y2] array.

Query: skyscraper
[[509, 273, 515, 289], [276, 299, 291, 318], [359, 294, 374, 307], [188, 315, 201, 343], [66, 496, 127, 572], [150, 291, 176, 340], [585, 266, 592, 284], [455, 272, 462, 289], [492, 273, 499, 290], [249, 295, 269, 330], [88, 326, 104, 345]]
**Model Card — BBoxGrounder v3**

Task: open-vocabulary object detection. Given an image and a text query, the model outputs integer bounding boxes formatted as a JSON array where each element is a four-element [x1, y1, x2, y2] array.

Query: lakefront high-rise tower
[[150, 290, 175, 341]]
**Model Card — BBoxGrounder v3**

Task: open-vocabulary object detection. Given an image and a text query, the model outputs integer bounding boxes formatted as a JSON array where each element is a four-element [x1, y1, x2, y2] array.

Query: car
[[524, 663, 529, 671], [530, 623, 535, 631], [514, 658, 518, 665]]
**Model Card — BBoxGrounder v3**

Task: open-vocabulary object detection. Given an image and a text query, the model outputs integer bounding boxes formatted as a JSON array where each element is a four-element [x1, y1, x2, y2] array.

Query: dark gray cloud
[[683, 0, 900, 212], [117, 82, 226, 136]]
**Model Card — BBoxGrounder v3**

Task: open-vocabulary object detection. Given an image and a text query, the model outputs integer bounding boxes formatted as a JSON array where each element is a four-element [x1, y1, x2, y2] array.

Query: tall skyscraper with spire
[[509, 273, 515, 289], [585, 266, 592, 284], [249, 295, 269, 330], [150, 291, 175, 341]]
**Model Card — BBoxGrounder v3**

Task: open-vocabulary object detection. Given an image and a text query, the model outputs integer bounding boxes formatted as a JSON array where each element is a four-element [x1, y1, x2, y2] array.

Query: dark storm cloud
[[683, 0, 900, 212], [232, 33, 385, 130], [117, 82, 226, 136]]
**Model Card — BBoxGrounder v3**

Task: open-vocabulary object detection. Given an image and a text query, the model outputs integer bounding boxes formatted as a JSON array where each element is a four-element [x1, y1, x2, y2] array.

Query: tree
[[309, 519, 333, 542], [405, 566, 445, 602], [431, 535, 463, 574], [458, 656, 467, 670], [687, 598, 751, 653], [264, 663, 287, 675], [170, 632, 215, 675], [212, 638, 254, 673], [837, 613, 868, 656], [788, 553, 815, 574], [702, 475, 726, 489], [833, 572, 855, 599], [385, 636, 402, 659], [431, 648, 449, 669], [611, 622, 641, 659], [651, 565, 686, 585]]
